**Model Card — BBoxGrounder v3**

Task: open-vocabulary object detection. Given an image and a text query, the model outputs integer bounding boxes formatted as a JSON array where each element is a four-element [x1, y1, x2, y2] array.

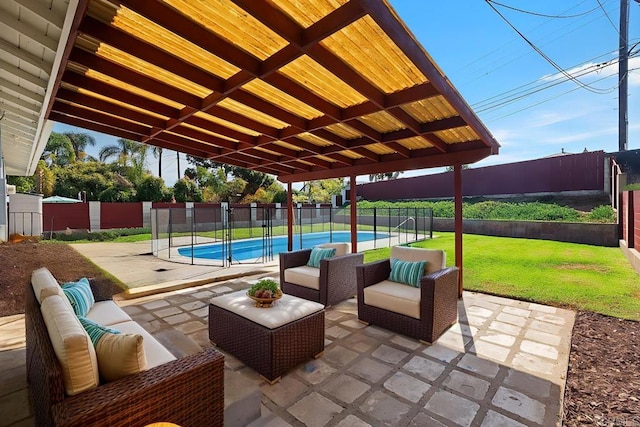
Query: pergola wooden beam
[[49, 0, 499, 183]]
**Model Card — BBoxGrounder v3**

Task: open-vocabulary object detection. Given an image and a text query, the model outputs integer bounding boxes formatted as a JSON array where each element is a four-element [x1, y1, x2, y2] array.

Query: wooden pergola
[[44, 0, 500, 296]]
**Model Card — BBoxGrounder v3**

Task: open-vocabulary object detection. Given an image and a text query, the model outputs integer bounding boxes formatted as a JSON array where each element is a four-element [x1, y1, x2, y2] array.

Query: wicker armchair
[[280, 243, 363, 307], [356, 246, 459, 344], [26, 277, 225, 427]]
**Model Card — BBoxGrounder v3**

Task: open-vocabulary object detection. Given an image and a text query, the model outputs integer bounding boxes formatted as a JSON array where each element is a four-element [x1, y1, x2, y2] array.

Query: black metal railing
[[150, 205, 432, 266]]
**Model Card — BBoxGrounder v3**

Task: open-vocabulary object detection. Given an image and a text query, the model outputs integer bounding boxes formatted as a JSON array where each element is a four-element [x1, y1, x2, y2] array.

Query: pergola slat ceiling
[[48, 0, 499, 182]]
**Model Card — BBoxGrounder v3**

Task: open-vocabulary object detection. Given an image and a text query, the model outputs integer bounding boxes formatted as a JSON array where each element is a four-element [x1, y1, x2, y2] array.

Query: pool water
[[177, 231, 388, 261]]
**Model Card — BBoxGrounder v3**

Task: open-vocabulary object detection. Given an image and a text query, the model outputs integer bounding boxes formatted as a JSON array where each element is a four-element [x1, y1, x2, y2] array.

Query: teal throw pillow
[[307, 247, 336, 268], [62, 277, 95, 317], [78, 316, 120, 347], [389, 259, 427, 288]]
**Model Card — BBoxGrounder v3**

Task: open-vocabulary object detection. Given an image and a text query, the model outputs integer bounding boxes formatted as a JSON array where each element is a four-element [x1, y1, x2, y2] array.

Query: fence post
[[373, 207, 377, 248], [168, 209, 172, 259], [629, 191, 635, 249], [142, 201, 152, 229], [89, 201, 101, 232]]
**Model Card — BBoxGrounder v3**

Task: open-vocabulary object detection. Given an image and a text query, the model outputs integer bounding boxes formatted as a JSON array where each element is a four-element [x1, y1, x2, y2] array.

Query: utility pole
[[618, 0, 629, 151]]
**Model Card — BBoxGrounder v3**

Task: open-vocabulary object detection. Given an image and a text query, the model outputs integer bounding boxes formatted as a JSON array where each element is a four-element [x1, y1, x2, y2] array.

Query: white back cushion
[[40, 294, 99, 395], [32, 267, 62, 304], [318, 242, 350, 256], [390, 246, 445, 274]]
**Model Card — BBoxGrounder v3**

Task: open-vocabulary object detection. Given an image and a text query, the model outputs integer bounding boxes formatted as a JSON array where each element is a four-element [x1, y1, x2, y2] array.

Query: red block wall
[[101, 202, 143, 229], [43, 204, 90, 232], [356, 151, 605, 201], [152, 202, 186, 224]]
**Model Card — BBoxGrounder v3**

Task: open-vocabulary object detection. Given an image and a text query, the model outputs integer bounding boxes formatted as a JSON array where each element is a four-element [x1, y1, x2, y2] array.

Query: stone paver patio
[[0, 275, 574, 427]]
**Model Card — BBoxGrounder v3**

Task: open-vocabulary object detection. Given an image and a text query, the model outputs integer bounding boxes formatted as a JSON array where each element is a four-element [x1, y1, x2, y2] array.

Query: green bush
[[355, 200, 615, 223], [49, 227, 150, 242], [584, 205, 616, 223]]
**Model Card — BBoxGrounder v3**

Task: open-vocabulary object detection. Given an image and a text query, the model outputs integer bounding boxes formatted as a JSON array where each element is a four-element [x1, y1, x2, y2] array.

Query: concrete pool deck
[[69, 241, 280, 296]]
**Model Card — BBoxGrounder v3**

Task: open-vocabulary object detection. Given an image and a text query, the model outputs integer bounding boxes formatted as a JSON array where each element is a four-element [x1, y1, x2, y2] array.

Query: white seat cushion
[[363, 280, 421, 320], [109, 321, 176, 369], [391, 246, 446, 274], [85, 301, 132, 326], [210, 290, 324, 329], [40, 294, 99, 395], [318, 242, 350, 256], [284, 265, 320, 290]]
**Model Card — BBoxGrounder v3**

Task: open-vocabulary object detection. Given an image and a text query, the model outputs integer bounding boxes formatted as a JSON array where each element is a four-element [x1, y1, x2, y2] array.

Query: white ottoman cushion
[[210, 291, 324, 330]]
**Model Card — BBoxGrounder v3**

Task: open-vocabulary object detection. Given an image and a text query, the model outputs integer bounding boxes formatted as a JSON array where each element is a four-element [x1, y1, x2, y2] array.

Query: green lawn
[[363, 232, 640, 321]]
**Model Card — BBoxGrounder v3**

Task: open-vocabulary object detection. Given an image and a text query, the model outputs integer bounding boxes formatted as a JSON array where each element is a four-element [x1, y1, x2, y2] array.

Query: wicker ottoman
[[209, 290, 325, 384]]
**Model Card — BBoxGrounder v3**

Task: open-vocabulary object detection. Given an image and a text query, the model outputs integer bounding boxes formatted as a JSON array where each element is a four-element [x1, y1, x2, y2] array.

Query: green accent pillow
[[62, 278, 95, 317], [389, 258, 427, 288], [307, 247, 336, 268], [78, 316, 121, 347]]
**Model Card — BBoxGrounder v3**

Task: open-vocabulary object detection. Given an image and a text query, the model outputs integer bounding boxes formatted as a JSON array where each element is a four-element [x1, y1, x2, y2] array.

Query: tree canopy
[[8, 131, 345, 204]]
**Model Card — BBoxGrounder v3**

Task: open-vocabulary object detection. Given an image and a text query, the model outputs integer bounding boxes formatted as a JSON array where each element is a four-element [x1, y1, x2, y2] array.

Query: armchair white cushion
[[357, 246, 459, 343]]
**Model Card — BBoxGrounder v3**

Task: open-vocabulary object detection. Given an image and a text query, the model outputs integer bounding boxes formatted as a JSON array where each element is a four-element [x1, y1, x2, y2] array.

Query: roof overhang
[[0, 0, 82, 176], [22, 0, 500, 182]]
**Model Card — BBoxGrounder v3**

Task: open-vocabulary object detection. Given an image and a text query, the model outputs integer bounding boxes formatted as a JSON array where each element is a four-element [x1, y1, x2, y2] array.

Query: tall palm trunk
[[177, 152, 181, 180]]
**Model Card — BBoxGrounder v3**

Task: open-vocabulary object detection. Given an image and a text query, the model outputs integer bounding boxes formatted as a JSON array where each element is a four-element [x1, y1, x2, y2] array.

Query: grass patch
[[363, 233, 640, 320]]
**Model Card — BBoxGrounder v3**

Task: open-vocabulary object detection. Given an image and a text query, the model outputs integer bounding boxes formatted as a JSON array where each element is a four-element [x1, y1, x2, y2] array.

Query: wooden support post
[[350, 175, 357, 253], [454, 165, 463, 298], [287, 182, 293, 251]]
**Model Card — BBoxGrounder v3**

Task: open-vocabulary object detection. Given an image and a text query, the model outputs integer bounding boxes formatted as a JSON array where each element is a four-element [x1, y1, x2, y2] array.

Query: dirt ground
[[1, 241, 638, 424]]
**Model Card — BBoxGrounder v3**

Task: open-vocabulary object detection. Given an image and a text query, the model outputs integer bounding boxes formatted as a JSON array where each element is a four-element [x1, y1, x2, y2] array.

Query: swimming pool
[[177, 231, 388, 261]]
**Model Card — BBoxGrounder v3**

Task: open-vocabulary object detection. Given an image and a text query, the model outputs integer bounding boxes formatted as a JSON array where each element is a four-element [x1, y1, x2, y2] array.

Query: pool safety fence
[[151, 205, 433, 266]]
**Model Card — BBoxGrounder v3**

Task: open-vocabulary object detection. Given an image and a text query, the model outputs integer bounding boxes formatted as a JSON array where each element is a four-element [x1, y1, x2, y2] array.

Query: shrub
[[584, 205, 616, 223], [355, 199, 614, 223]]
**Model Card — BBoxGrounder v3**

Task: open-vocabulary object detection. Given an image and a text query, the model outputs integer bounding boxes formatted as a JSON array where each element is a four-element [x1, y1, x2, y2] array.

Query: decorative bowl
[[247, 289, 283, 308]]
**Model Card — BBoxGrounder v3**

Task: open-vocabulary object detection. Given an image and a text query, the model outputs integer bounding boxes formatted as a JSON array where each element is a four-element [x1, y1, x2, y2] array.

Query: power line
[[596, 0, 622, 36], [486, 0, 602, 19], [483, 67, 639, 123], [471, 44, 639, 112], [485, 0, 622, 94], [456, 1, 620, 88]]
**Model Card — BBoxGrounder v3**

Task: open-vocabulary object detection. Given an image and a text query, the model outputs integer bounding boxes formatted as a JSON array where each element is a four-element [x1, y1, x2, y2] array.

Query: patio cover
[[1, 0, 501, 294], [46, 0, 499, 183]]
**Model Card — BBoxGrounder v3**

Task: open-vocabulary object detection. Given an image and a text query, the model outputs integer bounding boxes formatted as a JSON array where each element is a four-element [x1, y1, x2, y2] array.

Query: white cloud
[[541, 57, 640, 88]]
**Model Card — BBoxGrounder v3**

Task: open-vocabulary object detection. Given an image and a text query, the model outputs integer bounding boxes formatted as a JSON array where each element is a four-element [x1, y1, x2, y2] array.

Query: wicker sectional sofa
[[26, 267, 225, 427]]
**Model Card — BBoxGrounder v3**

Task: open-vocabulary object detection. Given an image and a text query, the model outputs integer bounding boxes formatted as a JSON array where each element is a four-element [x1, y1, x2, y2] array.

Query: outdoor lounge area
[[3, 0, 637, 425], [0, 243, 575, 426]]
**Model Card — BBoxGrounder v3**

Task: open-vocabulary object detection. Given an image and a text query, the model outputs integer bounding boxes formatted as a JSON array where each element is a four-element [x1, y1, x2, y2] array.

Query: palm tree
[[99, 138, 147, 168], [63, 132, 95, 161], [151, 146, 163, 178], [177, 151, 181, 181], [42, 132, 75, 166]]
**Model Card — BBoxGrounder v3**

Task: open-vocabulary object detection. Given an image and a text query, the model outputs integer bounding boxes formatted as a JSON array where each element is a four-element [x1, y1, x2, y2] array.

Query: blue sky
[[53, 0, 640, 187]]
